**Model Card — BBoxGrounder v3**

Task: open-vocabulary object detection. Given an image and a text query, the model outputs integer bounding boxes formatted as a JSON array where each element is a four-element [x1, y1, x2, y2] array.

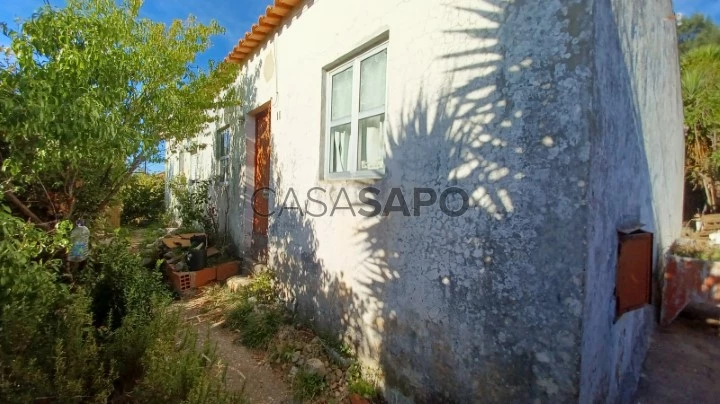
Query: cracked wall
[[580, 0, 683, 403]]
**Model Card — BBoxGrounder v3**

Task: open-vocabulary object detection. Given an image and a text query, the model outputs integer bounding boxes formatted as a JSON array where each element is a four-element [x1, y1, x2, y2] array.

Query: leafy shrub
[[0, 207, 113, 402], [87, 237, 170, 329], [119, 173, 166, 226], [124, 310, 240, 403], [170, 175, 208, 229], [0, 206, 238, 402]]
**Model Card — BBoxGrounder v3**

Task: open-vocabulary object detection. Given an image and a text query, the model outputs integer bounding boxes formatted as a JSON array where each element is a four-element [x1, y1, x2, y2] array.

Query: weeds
[[670, 240, 720, 261], [227, 300, 285, 348], [223, 271, 287, 348], [292, 370, 326, 401], [269, 342, 297, 363], [346, 361, 379, 400]]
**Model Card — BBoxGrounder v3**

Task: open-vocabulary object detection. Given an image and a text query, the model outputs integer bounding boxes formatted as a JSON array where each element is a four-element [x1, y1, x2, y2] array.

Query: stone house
[[166, 0, 684, 402]]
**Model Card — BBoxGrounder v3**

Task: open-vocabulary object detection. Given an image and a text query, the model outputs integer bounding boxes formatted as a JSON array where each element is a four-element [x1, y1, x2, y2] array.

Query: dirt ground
[[634, 310, 720, 403], [179, 298, 293, 404]]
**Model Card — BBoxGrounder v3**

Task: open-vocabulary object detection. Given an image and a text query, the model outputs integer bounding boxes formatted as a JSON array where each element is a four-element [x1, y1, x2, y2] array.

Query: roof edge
[[224, 0, 302, 65]]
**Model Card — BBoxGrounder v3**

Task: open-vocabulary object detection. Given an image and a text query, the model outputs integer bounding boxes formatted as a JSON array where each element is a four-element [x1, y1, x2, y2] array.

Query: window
[[178, 151, 185, 177], [189, 152, 198, 182], [325, 42, 387, 179], [216, 126, 231, 183]]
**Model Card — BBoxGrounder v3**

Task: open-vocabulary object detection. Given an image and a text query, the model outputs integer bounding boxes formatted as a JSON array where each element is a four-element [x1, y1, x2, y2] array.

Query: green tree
[[0, 0, 239, 224], [677, 13, 720, 54], [682, 44, 720, 210], [119, 172, 166, 226]]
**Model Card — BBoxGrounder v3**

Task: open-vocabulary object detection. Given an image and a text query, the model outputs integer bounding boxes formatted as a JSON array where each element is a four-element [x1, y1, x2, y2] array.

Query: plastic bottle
[[68, 220, 90, 262]]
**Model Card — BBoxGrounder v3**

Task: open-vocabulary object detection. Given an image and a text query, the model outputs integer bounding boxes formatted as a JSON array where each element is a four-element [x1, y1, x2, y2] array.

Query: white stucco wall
[[580, 1, 683, 403], [165, 0, 683, 402]]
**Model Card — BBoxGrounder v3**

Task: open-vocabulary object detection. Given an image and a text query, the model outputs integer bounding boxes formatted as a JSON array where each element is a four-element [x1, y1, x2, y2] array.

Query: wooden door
[[252, 108, 271, 259]]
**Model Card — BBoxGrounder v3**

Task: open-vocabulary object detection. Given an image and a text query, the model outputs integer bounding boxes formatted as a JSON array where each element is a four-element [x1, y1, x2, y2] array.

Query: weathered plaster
[[580, 0, 683, 403], [166, 0, 683, 402]]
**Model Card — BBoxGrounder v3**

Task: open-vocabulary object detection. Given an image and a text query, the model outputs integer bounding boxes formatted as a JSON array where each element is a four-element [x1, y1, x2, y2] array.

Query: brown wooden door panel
[[616, 232, 653, 317], [253, 108, 271, 238]]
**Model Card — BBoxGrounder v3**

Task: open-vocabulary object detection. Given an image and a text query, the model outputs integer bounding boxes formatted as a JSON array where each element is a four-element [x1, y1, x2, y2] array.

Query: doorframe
[[242, 100, 273, 259]]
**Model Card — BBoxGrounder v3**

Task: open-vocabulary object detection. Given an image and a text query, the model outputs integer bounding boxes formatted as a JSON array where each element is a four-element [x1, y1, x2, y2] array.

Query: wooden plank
[[207, 247, 220, 257], [178, 232, 206, 239], [162, 237, 191, 248]]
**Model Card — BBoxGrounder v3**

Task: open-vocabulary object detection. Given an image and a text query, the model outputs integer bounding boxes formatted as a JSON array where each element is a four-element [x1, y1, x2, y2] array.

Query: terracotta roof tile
[[224, 0, 302, 64]]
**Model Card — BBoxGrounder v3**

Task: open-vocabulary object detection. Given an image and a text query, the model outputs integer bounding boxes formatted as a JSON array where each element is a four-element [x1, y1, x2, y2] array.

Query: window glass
[[330, 123, 351, 172], [331, 67, 353, 122], [325, 43, 387, 178], [358, 114, 385, 170], [359, 50, 387, 113]]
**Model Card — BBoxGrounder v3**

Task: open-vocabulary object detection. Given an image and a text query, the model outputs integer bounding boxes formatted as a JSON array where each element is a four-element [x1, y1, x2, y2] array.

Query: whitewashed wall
[[166, 0, 683, 401]]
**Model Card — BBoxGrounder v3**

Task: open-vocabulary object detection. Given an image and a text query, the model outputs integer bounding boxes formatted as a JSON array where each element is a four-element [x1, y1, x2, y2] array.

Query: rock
[[226, 275, 252, 292], [141, 257, 153, 266], [174, 261, 187, 271], [289, 366, 299, 378], [292, 351, 301, 363], [311, 336, 321, 344], [145, 243, 156, 249], [304, 358, 327, 377], [335, 369, 343, 379]]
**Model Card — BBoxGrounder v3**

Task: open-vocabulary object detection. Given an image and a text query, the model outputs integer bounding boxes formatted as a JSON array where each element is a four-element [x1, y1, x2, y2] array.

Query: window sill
[[324, 169, 385, 182]]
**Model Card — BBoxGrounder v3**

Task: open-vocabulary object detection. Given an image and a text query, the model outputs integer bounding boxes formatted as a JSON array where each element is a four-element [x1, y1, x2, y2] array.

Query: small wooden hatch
[[615, 228, 653, 318]]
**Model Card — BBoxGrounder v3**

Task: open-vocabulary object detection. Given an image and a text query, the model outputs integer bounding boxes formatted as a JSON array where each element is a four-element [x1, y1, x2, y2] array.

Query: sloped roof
[[224, 0, 302, 64]]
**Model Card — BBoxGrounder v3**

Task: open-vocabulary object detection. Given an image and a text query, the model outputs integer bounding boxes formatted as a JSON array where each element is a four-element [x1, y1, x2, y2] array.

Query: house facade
[[166, 0, 684, 402]]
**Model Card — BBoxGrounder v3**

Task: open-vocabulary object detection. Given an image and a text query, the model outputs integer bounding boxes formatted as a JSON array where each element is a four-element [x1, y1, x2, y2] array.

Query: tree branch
[[96, 154, 145, 212], [3, 190, 51, 230]]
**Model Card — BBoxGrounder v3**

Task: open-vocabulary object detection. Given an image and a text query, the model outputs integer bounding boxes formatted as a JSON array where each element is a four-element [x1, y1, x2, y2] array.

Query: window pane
[[358, 114, 385, 170], [331, 67, 353, 121], [360, 50, 387, 113], [329, 123, 351, 172]]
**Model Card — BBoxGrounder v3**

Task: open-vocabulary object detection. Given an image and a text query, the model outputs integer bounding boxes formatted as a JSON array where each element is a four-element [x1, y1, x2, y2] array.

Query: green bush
[[0, 206, 238, 402], [119, 173, 166, 226], [169, 176, 218, 243], [87, 237, 170, 329], [0, 207, 113, 403]]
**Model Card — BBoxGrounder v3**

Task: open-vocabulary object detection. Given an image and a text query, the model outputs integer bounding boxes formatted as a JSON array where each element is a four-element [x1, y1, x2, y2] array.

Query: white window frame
[[216, 126, 231, 184], [189, 151, 198, 183], [324, 41, 388, 181]]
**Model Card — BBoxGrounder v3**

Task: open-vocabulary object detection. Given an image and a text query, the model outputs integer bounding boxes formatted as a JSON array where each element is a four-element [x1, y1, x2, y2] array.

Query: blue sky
[[675, 0, 720, 22], [1, 0, 270, 66]]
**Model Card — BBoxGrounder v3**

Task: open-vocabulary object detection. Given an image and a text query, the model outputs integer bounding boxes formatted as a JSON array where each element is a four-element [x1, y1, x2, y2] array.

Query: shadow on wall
[[580, 0, 671, 402], [269, 0, 664, 402], [208, 63, 261, 250]]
